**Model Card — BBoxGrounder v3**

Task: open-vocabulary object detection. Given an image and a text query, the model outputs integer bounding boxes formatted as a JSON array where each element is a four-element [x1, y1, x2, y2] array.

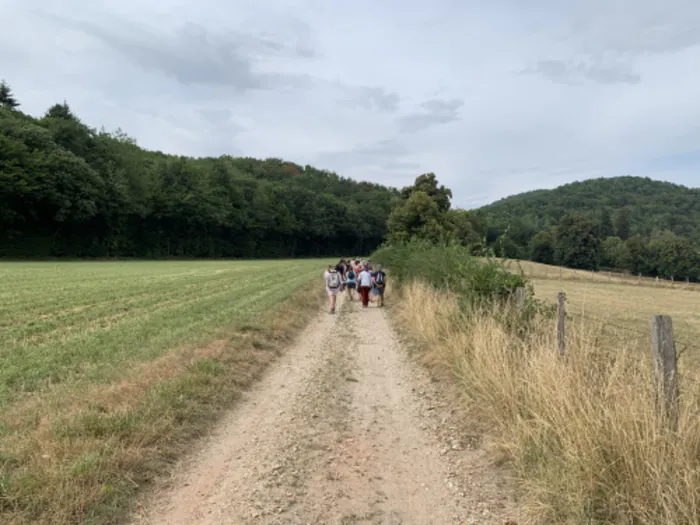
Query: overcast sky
[[4, 0, 700, 207]]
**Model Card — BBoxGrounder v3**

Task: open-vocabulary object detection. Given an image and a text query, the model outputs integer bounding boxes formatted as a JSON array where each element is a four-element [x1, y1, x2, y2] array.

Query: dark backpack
[[375, 271, 385, 286]]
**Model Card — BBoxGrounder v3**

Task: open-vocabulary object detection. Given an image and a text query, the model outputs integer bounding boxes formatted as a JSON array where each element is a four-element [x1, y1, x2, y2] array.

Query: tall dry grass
[[394, 281, 700, 524]]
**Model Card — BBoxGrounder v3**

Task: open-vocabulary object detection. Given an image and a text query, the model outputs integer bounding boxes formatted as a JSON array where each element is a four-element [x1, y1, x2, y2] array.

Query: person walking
[[372, 265, 387, 307], [345, 265, 357, 301], [335, 259, 347, 292], [324, 264, 342, 313], [357, 265, 373, 308]]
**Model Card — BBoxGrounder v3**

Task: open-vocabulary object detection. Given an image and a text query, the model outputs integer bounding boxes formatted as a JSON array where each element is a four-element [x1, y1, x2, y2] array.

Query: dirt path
[[133, 294, 516, 525]]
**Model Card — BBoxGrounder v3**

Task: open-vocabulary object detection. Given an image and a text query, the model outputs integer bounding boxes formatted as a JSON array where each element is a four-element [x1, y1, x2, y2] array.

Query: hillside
[[0, 94, 398, 258], [475, 176, 700, 279], [479, 176, 700, 242]]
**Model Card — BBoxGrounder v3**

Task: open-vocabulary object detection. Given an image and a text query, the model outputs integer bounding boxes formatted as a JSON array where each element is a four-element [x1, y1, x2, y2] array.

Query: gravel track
[[132, 294, 517, 525]]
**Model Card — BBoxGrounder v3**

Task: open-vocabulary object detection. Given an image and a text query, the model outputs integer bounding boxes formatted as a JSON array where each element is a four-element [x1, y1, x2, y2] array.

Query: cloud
[[339, 86, 400, 113], [397, 98, 463, 134], [316, 138, 409, 168], [45, 15, 313, 91], [525, 59, 641, 85], [3, 0, 700, 209], [381, 161, 423, 172], [565, 0, 700, 55]]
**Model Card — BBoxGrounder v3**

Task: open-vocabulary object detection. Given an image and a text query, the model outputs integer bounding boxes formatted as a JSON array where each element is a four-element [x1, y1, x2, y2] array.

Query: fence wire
[[553, 301, 700, 358]]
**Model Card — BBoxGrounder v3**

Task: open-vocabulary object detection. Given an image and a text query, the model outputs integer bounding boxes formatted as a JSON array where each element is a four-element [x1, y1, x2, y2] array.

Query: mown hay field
[[504, 259, 700, 353], [0, 260, 328, 525]]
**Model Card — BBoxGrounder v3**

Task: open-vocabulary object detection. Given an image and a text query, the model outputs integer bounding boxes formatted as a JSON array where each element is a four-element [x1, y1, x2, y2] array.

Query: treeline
[[477, 177, 700, 281], [383, 173, 700, 281], [4, 76, 697, 274], [0, 82, 398, 258]]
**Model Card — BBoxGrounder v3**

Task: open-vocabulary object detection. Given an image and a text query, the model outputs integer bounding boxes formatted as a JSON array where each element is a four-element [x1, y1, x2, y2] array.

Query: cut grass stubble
[[0, 260, 328, 525], [393, 281, 700, 525]]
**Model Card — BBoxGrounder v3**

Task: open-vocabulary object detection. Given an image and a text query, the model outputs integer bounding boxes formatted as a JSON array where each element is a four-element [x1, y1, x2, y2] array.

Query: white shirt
[[358, 270, 373, 287]]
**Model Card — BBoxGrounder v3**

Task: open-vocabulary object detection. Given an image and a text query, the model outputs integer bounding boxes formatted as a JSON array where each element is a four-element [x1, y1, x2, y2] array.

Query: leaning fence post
[[557, 292, 566, 355], [650, 315, 679, 431], [514, 286, 526, 309]]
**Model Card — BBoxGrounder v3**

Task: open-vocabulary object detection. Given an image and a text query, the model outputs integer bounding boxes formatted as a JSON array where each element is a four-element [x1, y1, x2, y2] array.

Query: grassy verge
[[0, 261, 327, 525], [378, 245, 700, 524]]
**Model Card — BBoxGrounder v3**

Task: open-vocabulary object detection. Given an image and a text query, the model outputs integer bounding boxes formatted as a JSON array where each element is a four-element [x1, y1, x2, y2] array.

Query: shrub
[[372, 240, 528, 307]]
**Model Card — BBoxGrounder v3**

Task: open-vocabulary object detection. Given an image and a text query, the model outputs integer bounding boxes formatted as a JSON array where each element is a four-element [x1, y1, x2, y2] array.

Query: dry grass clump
[[394, 281, 700, 524]]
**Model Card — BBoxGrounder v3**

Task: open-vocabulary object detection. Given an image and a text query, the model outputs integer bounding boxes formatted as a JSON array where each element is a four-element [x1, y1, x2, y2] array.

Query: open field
[[0, 260, 329, 525], [504, 259, 700, 353], [507, 259, 700, 291]]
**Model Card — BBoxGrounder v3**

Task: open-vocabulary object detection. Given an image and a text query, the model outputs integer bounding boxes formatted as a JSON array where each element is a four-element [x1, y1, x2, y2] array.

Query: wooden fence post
[[514, 286, 526, 309], [650, 315, 679, 430], [557, 292, 566, 355]]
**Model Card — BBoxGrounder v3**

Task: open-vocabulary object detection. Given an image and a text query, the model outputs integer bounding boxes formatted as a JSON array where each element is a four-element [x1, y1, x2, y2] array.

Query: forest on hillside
[[0, 82, 398, 258], [3, 78, 699, 279], [477, 176, 700, 280]]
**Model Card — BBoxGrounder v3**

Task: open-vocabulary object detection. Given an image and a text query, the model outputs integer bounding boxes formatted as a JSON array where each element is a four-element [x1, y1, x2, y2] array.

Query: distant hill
[[478, 176, 700, 243]]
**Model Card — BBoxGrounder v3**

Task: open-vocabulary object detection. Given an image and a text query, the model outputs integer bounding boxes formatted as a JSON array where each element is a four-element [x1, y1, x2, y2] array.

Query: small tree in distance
[[45, 101, 75, 120], [0, 80, 20, 109]]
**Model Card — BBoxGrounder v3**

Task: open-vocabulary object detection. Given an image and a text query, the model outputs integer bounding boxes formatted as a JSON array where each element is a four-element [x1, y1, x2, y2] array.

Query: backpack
[[375, 271, 385, 286], [327, 271, 341, 289], [347, 270, 356, 281]]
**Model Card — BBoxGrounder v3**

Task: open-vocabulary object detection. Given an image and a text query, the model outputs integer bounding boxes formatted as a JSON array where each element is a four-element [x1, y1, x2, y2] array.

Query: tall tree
[[387, 191, 445, 243], [600, 236, 630, 269], [529, 230, 556, 265], [647, 231, 700, 280], [0, 80, 19, 109], [399, 173, 452, 213], [554, 213, 602, 270], [443, 209, 480, 246], [45, 102, 75, 120]]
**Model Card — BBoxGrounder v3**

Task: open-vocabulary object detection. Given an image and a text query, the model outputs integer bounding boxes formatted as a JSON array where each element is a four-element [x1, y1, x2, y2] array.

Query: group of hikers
[[323, 259, 386, 314]]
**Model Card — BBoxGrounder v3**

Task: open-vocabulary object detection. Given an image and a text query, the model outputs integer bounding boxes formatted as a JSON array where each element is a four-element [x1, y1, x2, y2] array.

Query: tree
[[45, 102, 75, 120], [494, 234, 520, 258], [0, 80, 19, 109], [598, 208, 614, 238], [648, 230, 700, 280], [387, 190, 446, 243], [443, 209, 480, 246], [600, 236, 630, 269], [0, 94, 398, 258], [614, 208, 631, 240], [625, 236, 652, 274], [554, 213, 602, 270], [386, 173, 459, 244], [529, 230, 555, 264], [399, 173, 452, 213]]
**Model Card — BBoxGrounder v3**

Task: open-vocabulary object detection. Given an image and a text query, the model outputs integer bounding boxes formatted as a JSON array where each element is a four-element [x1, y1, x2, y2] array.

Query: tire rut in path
[[132, 294, 515, 525]]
